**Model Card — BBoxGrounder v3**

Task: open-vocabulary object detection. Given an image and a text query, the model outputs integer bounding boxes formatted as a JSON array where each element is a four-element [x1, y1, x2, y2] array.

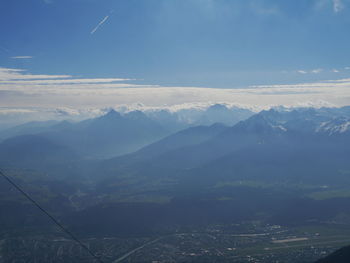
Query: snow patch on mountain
[[317, 118, 350, 135]]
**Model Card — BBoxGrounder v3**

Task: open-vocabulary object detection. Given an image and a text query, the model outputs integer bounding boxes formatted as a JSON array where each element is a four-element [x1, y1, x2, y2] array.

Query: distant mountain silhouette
[[0, 110, 170, 160], [194, 104, 254, 126], [0, 106, 255, 160], [0, 120, 60, 141], [58, 109, 168, 158], [147, 104, 254, 128]]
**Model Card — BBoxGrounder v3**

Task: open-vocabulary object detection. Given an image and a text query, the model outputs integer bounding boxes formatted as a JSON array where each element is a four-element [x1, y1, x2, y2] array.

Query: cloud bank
[[0, 67, 350, 127]]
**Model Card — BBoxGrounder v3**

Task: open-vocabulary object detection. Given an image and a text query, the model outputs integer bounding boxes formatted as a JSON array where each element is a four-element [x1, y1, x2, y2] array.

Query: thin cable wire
[[0, 169, 104, 263]]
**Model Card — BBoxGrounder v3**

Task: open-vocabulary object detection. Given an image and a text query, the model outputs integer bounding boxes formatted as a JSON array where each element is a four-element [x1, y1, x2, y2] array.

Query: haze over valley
[[1, 0, 350, 262], [1, 105, 350, 262]]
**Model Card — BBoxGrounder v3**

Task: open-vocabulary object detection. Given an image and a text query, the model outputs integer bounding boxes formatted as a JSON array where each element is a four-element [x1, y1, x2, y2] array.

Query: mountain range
[[0, 110, 168, 160], [98, 107, 350, 186], [0, 104, 254, 160], [0, 105, 350, 241]]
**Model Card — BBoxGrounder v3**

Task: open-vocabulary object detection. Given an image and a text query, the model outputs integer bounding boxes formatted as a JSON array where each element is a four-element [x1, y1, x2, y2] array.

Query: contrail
[[0, 45, 9, 53], [90, 15, 110, 35]]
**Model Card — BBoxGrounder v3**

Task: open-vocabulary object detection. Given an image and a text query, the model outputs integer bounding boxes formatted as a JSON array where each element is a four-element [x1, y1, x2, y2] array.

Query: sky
[[1, 0, 350, 126]]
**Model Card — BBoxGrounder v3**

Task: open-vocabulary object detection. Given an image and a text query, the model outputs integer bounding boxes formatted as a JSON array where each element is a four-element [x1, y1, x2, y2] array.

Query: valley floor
[[1, 222, 349, 263]]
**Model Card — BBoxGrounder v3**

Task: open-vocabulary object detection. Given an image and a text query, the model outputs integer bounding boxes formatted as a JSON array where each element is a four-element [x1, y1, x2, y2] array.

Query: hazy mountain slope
[[121, 112, 289, 171], [134, 123, 227, 158], [97, 123, 229, 181], [97, 108, 350, 189], [12, 110, 169, 159], [0, 120, 60, 141], [0, 110, 171, 160], [47, 110, 169, 158]]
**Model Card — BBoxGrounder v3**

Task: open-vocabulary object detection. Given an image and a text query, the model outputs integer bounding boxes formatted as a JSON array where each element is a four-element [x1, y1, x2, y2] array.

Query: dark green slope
[[0, 134, 78, 168], [316, 245, 350, 263]]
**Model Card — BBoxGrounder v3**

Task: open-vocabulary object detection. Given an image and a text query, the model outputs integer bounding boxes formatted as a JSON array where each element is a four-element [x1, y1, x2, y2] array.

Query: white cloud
[[311, 68, 323, 74], [0, 78, 131, 85], [333, 0, 344, 13], [0, 68, 71, 80], [316, 0, 345, 13], [11, 56, 33, 59], [325, 78, 350, 82], [297, 68, 338, 74], [297, 70, 308, 74], [250, 2, 281, 16], [0, 67, 349, 126]]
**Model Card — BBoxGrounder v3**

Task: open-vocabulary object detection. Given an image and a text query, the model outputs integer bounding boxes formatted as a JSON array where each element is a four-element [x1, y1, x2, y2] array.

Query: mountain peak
[[106, 109, 119, 115], [101, 109, 122, 119], [90, 110, 123, 126], [233, 113, 287, 134]]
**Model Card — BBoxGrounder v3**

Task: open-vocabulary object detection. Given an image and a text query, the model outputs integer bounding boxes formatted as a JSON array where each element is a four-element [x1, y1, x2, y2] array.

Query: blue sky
[[1, 0, 350, 126], [1, 0, 350, 86]]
